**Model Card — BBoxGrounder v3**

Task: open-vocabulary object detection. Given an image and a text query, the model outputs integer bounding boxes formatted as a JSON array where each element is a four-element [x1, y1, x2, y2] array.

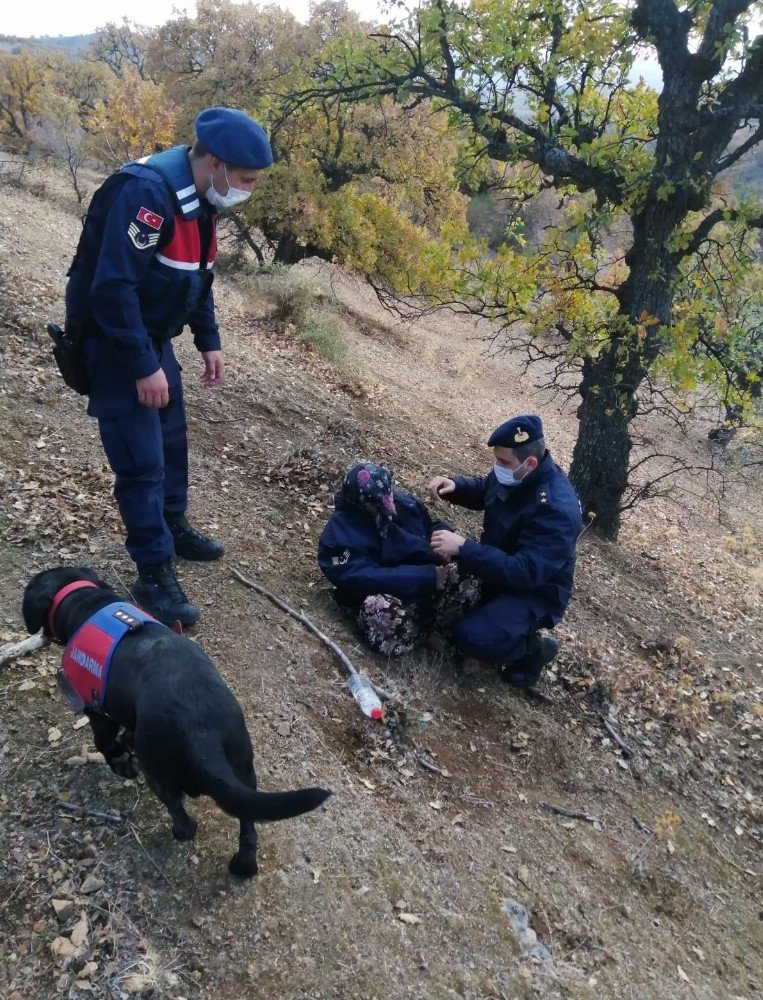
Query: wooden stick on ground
[[539, 801, 602, 827], [601, 715, 634, 759], [230, 566, 393, 701], [416, 754, 444, 775], [56, 801, 124, 825], [0, 630, 50, 668]]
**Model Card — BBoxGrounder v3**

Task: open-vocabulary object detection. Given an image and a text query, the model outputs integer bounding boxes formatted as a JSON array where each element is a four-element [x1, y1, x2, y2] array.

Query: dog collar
[[47, 580, 99, 639]]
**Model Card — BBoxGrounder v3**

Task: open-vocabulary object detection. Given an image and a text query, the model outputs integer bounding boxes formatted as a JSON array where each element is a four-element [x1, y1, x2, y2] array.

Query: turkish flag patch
[[136, 206, 164, 230]]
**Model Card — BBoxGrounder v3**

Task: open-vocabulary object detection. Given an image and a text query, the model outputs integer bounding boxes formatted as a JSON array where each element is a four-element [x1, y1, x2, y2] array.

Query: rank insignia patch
[[128, 222, 161, 250]]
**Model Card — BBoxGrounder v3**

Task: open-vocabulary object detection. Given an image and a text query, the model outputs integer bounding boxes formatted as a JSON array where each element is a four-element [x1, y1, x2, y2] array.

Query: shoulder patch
[[332, 548, 350, 566], [136, 206, 164, 230], [128, 221, 160, 250]]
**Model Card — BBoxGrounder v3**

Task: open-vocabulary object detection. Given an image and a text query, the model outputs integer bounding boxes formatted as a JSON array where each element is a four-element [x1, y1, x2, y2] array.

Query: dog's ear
[[21, 566, 109, 634], [22, 570, 57, 634]]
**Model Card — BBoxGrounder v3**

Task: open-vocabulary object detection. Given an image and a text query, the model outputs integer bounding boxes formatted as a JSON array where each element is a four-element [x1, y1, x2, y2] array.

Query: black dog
[[23, 566, 331, 877]]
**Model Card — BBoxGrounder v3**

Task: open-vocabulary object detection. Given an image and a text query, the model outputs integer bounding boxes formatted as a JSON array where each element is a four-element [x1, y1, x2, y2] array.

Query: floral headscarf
[[339, 463, 395, 535]]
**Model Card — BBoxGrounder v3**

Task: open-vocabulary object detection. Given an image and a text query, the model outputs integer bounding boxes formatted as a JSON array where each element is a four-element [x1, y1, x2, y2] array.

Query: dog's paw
[[109, 750, 140, 780], [228, 852, 258, 879], [171, 816, 198, 841]]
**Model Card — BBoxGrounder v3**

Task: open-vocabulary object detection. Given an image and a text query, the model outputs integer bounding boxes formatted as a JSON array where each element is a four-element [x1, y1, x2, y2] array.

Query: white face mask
[[205, 164, 251, 210], [493, 460, 528, 487]]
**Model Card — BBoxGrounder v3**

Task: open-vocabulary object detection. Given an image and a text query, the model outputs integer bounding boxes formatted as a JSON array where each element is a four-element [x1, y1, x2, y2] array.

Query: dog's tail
[[200, 750, 331, 823]]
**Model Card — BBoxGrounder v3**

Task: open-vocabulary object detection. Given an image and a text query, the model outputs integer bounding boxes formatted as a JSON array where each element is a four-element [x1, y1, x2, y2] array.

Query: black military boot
[[165, 513, 224, 562], [501, 633, 559, 689], [131, 560, 200, 627]]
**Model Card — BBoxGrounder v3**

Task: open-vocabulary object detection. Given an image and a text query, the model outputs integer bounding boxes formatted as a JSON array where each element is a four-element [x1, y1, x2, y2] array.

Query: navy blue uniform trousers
[[452, 594, 552, 663], [85, 337, 187, 565]]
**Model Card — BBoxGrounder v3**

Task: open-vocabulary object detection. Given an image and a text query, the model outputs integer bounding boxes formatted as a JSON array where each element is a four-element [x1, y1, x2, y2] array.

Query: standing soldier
[[65, 108, 272, 625]]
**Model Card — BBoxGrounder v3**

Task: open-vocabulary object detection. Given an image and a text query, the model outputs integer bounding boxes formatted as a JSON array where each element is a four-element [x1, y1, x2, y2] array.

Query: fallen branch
[[230, 566, 393, 701], [128, 822, 172, 886], [196, 411, 236, 423], [56, 801, 124, 824], [0, 630, 50, 667], [416, 754, 443, 775], [601, 715, 634, 759], [539, 802, 601, 827]]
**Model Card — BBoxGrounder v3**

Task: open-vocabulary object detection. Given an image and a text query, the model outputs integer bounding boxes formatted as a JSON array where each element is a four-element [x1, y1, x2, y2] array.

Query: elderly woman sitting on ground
[[317, 463, 478, 656]]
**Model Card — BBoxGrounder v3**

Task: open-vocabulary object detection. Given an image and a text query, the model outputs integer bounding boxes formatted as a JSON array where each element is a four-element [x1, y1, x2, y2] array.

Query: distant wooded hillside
[[0, 33, 93, 56]]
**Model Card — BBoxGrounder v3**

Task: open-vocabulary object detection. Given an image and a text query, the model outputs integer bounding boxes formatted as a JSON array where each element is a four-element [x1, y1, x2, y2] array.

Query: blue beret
[[195, 107, 273, 169], [488, 415, 544, 448]]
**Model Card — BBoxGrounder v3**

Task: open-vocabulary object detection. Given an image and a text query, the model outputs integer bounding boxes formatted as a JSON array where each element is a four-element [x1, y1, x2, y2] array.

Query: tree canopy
[[301, 0, 763, 534]]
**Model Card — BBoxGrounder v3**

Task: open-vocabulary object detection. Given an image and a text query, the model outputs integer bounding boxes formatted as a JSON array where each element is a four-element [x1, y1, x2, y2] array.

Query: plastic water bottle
[[347, 673, 383, 720]]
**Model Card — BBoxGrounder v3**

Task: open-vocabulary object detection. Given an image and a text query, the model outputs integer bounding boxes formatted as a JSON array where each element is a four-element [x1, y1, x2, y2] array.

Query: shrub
[[253, 264, 348, 364]]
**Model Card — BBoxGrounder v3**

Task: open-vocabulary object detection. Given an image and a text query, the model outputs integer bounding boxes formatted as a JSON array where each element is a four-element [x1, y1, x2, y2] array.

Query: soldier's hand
[[136, 369, 169, 409], [201, 350, 224, 387], [428, 476, 455, 501], [431, 529, 466, 558]]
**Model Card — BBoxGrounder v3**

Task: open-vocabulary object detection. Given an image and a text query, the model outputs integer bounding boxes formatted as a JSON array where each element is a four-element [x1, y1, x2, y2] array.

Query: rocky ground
[[0, 165, 761, 999]]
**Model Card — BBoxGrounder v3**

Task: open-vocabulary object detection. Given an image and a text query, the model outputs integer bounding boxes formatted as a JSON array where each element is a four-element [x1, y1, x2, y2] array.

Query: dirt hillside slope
[[0, 170, 761, 1000]]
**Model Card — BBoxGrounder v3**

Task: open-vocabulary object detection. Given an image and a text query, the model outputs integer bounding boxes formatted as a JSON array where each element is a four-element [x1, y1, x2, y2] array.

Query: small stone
[[66, 756, 86, 767], [79, 875, 104, 894], [51, 898, 74, 921]]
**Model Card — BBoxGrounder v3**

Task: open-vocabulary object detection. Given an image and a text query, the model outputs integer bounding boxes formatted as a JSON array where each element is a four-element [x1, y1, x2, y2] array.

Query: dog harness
[[59, 602, 159, 711]]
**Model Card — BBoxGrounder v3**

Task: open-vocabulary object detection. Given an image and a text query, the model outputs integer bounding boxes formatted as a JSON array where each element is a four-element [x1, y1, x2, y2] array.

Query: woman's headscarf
[[339, 463, 395, 535]]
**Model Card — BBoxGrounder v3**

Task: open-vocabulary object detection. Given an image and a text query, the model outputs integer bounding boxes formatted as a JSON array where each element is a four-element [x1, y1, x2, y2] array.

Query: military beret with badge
[[488, 415, 544, 448], [195, 107, 273, 169]]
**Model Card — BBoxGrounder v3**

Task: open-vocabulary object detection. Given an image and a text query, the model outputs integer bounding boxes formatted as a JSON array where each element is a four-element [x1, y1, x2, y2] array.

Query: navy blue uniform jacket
[[318, 492, 450, 605], [66, 146, 220, 383], [448, 453, 582, 623]]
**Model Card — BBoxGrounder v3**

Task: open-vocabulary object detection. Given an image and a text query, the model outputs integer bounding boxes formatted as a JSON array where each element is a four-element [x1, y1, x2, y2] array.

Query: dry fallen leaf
[[398, 913, 421, 925], [50, 936, 77, 958], [48, 727, 62, 743], [121, 974, 155, 994], [70, 912, 88, 947], [677, 965, 690, 983], [451, 813, 465, 826], [428, 800, 443, 811]]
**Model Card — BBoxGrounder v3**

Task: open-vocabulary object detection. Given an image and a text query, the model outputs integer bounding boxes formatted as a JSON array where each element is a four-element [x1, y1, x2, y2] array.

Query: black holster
[[48, 320, 90, 396]]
